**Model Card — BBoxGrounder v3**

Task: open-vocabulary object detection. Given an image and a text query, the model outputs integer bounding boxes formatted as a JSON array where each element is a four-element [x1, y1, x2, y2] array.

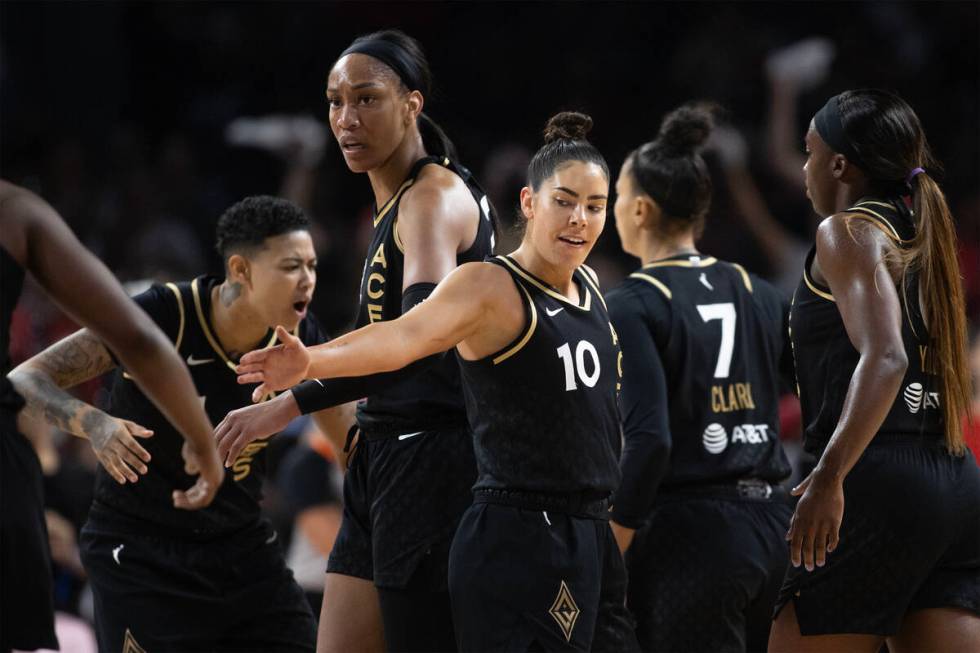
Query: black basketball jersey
[[355, 155, 495, 434], [456, 255, 622, 495], [1, 245, 26, 418], [95, 275, 328, 535], [791, 197, 943, 453], [611, 254, 792, 489]]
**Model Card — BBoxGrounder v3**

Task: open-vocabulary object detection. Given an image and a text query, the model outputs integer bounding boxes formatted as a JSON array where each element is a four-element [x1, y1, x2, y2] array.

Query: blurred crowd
[[1, 3, 977, 649]]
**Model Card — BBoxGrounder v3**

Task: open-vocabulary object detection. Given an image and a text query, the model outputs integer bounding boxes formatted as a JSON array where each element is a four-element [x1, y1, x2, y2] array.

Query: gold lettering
[[919, 345, 927, 372], [371, 243, 387, 268], [711, 383, 755, 413], [367, 272, 385, 299], [232, 442, 268, 481], [368, 304, 384, 323], [736, 383, 755, 409]]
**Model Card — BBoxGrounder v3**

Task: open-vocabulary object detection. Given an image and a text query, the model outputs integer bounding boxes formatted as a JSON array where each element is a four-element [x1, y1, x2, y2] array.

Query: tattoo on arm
[[8, 328, 118, 440], [31, 329, 116, 389]]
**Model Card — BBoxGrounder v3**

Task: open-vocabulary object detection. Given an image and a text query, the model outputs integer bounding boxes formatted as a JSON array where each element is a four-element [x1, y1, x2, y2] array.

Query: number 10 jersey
[[457, 255, 622, 496]]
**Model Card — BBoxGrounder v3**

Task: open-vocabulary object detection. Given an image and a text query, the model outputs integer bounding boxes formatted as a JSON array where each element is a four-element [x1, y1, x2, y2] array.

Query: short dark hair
[[215, 195, 310, 261]]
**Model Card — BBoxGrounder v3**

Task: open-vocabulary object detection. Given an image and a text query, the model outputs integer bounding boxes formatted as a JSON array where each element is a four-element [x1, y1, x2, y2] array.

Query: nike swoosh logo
[[112, 544, 124, 565], [186, 355, 215, 366], [546, 307, 564, 317], [398, 431, 423, 441]]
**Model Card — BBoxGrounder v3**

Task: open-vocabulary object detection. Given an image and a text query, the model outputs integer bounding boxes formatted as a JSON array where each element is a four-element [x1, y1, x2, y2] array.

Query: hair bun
[[656, 103, 717, 155], [543, 111, 593, 144]]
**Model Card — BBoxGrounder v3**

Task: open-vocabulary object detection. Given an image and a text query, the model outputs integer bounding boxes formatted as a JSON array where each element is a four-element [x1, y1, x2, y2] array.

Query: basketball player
[[606, 104, 793, 652], [214, 30, 495, 652], [236, 112, 638, 652], [1, 180, 222, 652], [10, 196, 352, 652], [769, 89, 980, 652]]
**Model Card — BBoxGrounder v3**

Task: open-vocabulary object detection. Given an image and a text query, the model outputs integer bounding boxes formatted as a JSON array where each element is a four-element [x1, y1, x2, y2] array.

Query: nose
[[299, 266, 315, 290], [569, 203, 587, 226], [336, 103, 359, 130]]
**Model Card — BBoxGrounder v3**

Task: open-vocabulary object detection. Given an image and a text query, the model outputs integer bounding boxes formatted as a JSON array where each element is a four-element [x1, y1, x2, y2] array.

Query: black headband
[[340, 39, 425, 93], [813, 94, 869, 171]]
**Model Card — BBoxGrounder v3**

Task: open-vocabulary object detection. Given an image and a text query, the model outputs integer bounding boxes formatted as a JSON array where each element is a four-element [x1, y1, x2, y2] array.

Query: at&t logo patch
[[703, 423, 728, 454], [903, 382, 940, 414]]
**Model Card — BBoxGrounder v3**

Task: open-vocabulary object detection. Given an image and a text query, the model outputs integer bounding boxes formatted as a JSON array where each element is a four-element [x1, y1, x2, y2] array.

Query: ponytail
[[418, 112, 458, 161], [835, 88, 972, 453], [909, 172, 971, 453]]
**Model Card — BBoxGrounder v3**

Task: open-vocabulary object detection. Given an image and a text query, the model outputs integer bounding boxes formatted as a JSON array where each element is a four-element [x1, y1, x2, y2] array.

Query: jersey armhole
[[489, 278, 538, 365], [627, 272, 672, 300], [730, 263, 754, 293], [164, 282, 186, 351]]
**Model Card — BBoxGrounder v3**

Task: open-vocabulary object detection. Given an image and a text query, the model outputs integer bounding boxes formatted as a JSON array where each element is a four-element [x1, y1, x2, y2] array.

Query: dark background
[[2, 1, 978, 331]]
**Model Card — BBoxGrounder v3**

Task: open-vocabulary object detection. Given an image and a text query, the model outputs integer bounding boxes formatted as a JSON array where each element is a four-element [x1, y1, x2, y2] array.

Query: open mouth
[[340, 140, 366, 154], [293, 300, 309, 315], [558, 236, 586, 247]]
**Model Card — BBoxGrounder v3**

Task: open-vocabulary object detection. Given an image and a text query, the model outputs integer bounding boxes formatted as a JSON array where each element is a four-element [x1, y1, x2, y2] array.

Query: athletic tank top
[[790, 197, 944, 452], [1, 245, 26, 419], [457, 255, 622, 494], [355, 155, 495, 434], [614, 254, 792, 486]]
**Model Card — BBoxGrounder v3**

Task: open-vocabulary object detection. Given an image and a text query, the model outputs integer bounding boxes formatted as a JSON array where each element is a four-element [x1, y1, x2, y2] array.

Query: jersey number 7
[[697, 303, 737, 378]]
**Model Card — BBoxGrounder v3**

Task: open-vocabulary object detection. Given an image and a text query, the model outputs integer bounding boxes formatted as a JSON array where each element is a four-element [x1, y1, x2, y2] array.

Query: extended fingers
[[238, 349, 269, 366], [237, 372, 265, 386]]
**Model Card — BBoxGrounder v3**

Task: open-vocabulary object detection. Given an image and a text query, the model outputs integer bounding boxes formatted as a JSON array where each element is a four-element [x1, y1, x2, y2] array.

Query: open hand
[[787, 470, 844, 571], [215, 391, 300, 467], [88, 415, 154, 484], [236, 326, 311, 402]]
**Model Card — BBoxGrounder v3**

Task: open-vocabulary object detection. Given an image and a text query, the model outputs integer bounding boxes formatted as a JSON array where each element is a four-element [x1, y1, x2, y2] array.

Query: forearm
[[816, 350, 907, 481], [116, 328, 215, 454], [306, 321, 437, 380], [9, 367, 102, 440]]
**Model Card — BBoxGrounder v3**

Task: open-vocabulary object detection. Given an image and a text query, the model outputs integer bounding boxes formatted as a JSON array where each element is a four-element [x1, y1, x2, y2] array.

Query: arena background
[[1, 1, 978, 647]]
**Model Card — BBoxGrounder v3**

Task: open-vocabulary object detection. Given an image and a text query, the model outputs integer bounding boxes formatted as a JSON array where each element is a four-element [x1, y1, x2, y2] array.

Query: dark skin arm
[[788, 214, 908, 571], [0, 181, 223, 509]]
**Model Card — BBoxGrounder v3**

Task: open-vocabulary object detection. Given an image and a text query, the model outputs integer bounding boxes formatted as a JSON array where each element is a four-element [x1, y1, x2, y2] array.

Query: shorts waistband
[[659, 478, 788, 501], [473, 488, 612, 520]]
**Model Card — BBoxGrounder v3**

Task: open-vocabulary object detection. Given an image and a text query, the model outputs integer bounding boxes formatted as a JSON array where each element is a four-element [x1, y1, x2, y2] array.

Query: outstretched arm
[[236, 262, 506, 399], [787, 215, 907, 571], [1, 182, 222, 509]]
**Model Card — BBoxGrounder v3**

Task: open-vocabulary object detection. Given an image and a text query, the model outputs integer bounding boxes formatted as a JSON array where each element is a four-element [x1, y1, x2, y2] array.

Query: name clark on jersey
[[711, 382, 756, 413]]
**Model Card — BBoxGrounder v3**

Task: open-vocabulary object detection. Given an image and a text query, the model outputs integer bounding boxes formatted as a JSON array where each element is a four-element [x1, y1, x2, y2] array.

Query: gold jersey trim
[[191, 279, 279, 371], [628, 272, 672, 300], [845, 205, 904, 241], [493, 283, 538, 365], [731, 263, 754, 293], [803, 269, 836, 302], [374, 178, 415, 228], [643, 256, 718, 269], [496, 255, 592, 311], [165, 282, 186, 350], [578, 265, 606, 310]]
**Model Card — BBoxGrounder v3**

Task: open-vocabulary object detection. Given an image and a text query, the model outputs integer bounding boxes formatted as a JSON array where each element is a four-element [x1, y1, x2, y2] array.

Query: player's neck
[[210, 283, 270, 359], [510, 244, 579, 301], [367, 134, 427, 209], [640, 232, 698, 265]]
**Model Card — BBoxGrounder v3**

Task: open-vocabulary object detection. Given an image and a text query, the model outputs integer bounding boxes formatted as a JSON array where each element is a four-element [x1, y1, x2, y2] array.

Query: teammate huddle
[[2, 28, 978, 653]]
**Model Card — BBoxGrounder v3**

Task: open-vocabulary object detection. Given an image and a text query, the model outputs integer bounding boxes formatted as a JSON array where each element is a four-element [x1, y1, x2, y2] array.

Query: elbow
[[868, 346, 908, 383]]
